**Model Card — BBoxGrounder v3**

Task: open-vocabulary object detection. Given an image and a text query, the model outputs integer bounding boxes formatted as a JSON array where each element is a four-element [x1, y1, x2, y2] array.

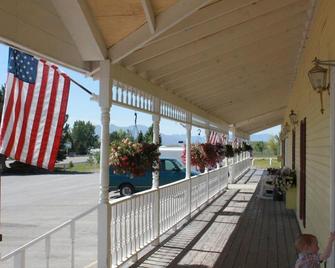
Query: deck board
[[132, 169, 301, 268]]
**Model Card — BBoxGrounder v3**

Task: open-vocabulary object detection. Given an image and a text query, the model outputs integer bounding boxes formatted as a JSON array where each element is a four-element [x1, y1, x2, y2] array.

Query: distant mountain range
[[95, 124, 206, 145], [95, 124, 273, 144]]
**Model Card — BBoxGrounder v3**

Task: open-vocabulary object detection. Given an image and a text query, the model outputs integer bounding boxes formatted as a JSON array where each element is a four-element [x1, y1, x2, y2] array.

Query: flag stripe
[[31, 67, 55, 166], [0, 77, 16, 146], [42, 76, 65, 168], [5, 80, 23, 156], [1, 78, 19, 151], [48, 74, 70, 170], [37, 68, 59, 167], [19, 63, 44, 162], [25, 63, 49, 165], [15, 83, 35, 160], [11, 82, 29, 157]]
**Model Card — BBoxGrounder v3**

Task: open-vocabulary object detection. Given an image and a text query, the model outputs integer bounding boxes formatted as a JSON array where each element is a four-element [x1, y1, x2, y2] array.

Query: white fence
[[1, 157, 251, 268]]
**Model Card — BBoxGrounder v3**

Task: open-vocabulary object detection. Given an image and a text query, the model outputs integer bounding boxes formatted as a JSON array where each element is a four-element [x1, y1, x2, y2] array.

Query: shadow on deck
[[131, 169, 300, 268]]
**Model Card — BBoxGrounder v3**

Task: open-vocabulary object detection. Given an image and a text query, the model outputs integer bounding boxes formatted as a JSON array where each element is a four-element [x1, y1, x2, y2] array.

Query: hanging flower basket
[[233, 146, 242, 155], [223, 144, 234, 158], [214, 144, 226, 163], [242, 142, 253, 152], [109, 139, 160, 177], [182, 143, 220, 172]]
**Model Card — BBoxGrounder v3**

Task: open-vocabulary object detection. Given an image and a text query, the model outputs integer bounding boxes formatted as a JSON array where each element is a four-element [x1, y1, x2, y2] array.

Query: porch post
[[152, 98, 161, 189], [205, 128, 210, 143], [97, 60, 112, 268], [330, 66, 335, 266], [152, 98, 161, 245], [185, 113, 192, 219]]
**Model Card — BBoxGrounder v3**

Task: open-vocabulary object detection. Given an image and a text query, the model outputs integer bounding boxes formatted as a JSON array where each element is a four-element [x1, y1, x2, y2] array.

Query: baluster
[[45, 236, 51, 268], [143, 194, 147, 244], [14, 250, 25, 268], [70, 222, 75, 268], [116, 205, 120, 264], [123, 202, 128, 260]]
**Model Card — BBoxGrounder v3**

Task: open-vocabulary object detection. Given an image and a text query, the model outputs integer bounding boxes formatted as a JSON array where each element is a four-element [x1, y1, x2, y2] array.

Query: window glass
[[165, 160, 176, 171]]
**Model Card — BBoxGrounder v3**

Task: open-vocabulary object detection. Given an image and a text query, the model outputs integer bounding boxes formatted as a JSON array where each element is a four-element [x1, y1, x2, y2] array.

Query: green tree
[[253, 141, 265, 154], [267, 135, 280, 156], [57, 114, 72, 161], [109, 129, 133, 143], [137, 131, 144, 143], [144, 124, 162, 144], [72, 121, 99, 154]]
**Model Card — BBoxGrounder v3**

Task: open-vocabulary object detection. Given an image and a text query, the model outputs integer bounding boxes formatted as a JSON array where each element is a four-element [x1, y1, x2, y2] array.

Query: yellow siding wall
[[284, 0, 334, 249]]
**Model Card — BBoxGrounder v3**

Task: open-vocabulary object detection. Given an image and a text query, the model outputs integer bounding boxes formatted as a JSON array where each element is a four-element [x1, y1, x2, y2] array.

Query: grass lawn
[[253, 158, 281, 169], [55, 162, 100, 173]]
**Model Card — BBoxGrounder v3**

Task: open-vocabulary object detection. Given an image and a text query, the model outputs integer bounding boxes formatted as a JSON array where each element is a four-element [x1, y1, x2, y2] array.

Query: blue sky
[[0, 43, 279, 137]]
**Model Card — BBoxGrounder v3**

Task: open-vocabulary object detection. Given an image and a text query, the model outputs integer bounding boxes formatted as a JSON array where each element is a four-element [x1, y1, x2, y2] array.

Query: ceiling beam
[[0, 0, 91, 72], [109, 0, 213, 63], [162, 40, 300, 90], [123, 0, 308, 68], [109, 63, 230, 129], [169, 56, 295, 95], [141, 0, 155, 34], [151, 18, 305, 84], [235, 107, 287, 128], [247, 119, 283, 134], [51, 0, 107, 61], [187, 73, 293, 109], [138, 6, 309, 77], [123, 0, 260, 66]]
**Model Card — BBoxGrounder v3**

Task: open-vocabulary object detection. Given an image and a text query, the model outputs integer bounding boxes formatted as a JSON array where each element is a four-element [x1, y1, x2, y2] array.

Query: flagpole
[[6, 44, 95, 96], [69, 78, 94, 96]]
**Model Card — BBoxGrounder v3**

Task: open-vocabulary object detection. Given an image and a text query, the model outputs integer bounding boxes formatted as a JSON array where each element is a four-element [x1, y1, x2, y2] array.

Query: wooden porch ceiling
[[85, 0, 312, 134], [4, 0, 313, 135]]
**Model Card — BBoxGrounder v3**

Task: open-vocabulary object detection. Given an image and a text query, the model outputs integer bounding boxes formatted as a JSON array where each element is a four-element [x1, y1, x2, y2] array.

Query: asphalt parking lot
[[0, 172, 119, 267]]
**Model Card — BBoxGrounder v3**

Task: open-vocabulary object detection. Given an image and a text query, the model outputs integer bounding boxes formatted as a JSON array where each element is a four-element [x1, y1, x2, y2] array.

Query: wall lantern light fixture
[[289, 110, 298, 129], [308, 57, 333, 114]]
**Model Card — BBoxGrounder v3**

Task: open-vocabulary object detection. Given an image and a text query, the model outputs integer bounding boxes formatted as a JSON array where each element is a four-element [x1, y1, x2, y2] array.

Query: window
[[164, 160, 177, 171]]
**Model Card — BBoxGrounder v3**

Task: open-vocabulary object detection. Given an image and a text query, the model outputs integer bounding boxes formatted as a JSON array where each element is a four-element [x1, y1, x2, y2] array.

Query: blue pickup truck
[[109, 158, 198, 196]]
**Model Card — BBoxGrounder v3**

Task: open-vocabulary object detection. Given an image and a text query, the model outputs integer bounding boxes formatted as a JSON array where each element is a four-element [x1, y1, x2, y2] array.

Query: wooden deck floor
[[131, 169, 300, 268]]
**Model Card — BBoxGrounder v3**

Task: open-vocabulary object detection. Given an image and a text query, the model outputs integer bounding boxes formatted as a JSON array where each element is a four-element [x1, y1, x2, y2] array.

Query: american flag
[[208, 131, 225, 144], [0, 48, 70, 170]]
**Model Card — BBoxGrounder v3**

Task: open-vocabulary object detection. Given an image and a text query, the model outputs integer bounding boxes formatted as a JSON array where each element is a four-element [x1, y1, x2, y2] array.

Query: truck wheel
[[120, 183, 135, 196]]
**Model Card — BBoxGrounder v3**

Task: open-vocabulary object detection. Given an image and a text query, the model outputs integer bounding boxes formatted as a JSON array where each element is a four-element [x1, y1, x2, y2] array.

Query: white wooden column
[[152, 99, 160, 245], [152, 99, 161, 188], [185, 113, 192, 219], [205, 128, 210, 143], [330, 66, 335, 267], [97, 60, 112, 268]]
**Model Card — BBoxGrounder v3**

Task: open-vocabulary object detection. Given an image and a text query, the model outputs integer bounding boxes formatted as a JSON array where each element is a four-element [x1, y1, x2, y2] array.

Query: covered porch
[[130, 169, 300, 268], [1, 0, 334, 267]]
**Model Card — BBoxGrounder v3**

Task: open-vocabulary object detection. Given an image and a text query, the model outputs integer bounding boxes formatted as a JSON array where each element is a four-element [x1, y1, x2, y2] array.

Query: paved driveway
[[0, 172, 119, 267]]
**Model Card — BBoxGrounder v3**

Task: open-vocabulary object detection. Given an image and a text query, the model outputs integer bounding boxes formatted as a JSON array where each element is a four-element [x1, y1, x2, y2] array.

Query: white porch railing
[[110, 159, 248, 267], [1, 158, 251, 268]]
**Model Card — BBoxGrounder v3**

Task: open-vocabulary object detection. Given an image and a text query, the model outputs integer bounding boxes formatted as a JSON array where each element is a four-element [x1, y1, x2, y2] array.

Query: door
[[300, 118, 307, 227]]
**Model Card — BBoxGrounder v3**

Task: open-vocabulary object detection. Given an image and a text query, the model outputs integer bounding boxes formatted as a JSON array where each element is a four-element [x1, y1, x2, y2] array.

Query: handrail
[[1, 205, 99, 261]]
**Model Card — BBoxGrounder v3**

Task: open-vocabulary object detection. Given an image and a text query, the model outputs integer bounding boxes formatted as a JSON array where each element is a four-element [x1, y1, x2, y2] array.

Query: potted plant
[[182, 143, 219, 172], [109, 138, 160, 177], [223, 144, 234, 158]]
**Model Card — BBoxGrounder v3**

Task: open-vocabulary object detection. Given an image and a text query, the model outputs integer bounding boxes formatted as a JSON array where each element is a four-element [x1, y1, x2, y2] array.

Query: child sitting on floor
[[295, 232, 335, 268]]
